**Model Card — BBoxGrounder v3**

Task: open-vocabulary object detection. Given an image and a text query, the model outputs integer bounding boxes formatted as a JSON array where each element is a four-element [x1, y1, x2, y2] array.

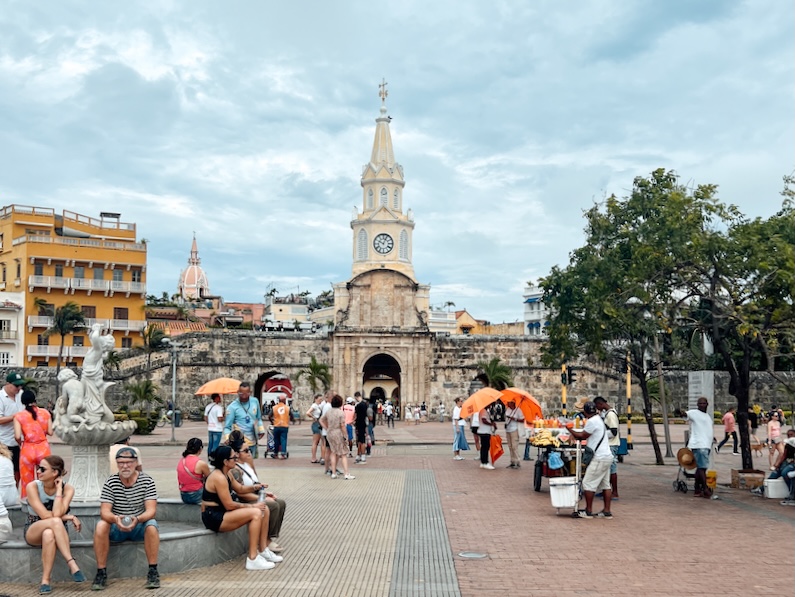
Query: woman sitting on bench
[[201, 445, 282, 571]]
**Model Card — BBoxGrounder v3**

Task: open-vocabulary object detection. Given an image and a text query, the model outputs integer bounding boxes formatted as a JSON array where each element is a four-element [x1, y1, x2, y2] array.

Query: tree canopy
[[540, 169, 794, 467]]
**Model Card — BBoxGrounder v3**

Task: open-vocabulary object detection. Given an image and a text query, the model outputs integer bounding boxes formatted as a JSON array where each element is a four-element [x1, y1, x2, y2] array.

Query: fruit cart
[[529, 425, 584, 515]]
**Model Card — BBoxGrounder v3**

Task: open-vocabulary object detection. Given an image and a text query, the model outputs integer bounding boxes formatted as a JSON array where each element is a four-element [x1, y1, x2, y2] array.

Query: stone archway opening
[[362, 353, 401, 418], [255, 371, 293, 414]]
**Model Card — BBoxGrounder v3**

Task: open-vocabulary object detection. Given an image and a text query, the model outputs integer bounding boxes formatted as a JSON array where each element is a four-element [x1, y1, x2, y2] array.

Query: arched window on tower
[[356, 229, 368, 261], [367, 189, 373, 210], [399, 229, 409, 260], [393, 189, 399, 210], [380, 187, 388, 207]]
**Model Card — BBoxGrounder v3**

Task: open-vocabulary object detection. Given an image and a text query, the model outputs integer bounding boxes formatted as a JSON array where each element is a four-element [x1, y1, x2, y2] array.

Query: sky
[[0, 1, 792, 324]]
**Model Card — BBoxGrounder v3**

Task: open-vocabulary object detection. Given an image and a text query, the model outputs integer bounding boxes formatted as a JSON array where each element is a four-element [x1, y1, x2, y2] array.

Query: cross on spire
[[379, 78, 388, 105]]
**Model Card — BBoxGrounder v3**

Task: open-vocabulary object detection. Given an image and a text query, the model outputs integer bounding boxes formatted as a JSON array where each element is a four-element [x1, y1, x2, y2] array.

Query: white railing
[[14, 235, 145, 252], [28, 276, 145, 295], [110, 319, 146, 332], [27, 316, 53, 328], [69, 346, 89, 357], [0, 330, 17, 340], [27, 346, 61, 357]]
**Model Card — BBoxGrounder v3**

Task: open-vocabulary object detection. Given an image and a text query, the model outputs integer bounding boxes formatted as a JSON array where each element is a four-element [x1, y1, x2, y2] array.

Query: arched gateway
[[362, 353, 401, 413]]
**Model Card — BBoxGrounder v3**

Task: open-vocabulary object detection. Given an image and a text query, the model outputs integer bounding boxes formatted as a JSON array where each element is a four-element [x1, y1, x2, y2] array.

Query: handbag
[[581, 421, 607, 466]]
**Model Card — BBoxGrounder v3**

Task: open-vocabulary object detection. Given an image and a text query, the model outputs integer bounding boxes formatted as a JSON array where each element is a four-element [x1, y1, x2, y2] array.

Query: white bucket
[[764, 478, 789, 499], [549, 477, 579, 508]]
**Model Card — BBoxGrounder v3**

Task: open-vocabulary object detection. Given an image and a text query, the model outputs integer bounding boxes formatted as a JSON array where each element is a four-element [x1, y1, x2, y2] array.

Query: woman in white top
[[228, 431, 287, 555], [452, 398, 469, 460], [0, 443, 15, 543]]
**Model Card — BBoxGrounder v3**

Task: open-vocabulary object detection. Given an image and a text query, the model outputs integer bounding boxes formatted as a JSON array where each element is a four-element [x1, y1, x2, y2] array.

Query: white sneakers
[[259, 547, 283, 563], [453, 455, 464, 460], [480, 463, 495, 470], [268, 541, 283, 553], [246, 555, 275, 570], [344, 474, 356, 480]]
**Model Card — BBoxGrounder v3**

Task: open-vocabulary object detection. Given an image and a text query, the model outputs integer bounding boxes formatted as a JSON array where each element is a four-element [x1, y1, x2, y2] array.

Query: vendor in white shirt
[[569, 401, 614, 519]]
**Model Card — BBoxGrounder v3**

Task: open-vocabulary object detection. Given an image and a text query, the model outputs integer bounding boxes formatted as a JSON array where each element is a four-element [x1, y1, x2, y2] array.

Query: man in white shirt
[[569, 401, 614, 519], [0, 372, 25, 484], [204, 393, 225, 456], [504, 400, 525, 469], [595, 396, 621, 499], [685, 396, 714, 499]]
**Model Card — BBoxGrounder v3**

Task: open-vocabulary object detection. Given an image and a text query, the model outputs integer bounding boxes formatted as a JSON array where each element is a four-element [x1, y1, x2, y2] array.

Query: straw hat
[[573, 397, 589, 412], [677, 447, 696, 469]]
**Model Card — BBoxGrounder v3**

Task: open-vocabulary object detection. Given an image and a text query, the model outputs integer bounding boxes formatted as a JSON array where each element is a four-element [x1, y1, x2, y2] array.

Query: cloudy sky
[[1, 1, 792, 323]]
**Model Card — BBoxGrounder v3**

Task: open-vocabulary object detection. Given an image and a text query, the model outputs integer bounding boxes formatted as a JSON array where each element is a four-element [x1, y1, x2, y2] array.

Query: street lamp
[[162, 338, 181, 443]]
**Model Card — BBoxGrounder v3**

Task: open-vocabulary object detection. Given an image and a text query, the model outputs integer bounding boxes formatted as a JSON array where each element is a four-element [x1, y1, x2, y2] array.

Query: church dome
[[178, 235, 210, 300]]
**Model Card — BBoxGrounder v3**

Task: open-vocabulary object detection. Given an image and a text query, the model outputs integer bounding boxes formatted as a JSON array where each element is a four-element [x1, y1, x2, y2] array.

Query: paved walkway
[[2, 419, 792, 596]]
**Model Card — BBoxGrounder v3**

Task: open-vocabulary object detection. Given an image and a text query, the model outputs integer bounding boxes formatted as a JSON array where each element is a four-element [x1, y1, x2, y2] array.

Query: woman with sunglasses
[[228, 431, 286, 555], [13, 389, 52, 500], [25, 455, 86, 593], [177, 438, 210, 505], [768, 412, 784, 470], [201, 445, 281, 570]]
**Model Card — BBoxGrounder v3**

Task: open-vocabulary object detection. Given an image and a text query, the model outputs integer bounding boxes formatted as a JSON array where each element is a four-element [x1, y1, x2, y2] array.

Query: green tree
[[475, 357, 513, 390], [45, 301, 85, 396], [141, 324, 168, 374], [296, 355, 332, 393], [104, 349, 122, 377], [125, 380, 162, 416]]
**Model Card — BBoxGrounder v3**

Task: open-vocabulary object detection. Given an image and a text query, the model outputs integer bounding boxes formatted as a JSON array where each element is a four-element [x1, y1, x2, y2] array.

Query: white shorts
[[582, 459, 612, 492]]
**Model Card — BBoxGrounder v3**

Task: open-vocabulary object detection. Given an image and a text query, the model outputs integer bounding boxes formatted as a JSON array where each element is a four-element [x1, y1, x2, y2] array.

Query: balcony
[[110, 319, 146, 333], [26, 346, 62, 359], [27, 316, 146, 335], [28, 316, 53, 329], [0, 330, 18, 340], [28, 276, 146, 297], [69, 346, 88, 358]]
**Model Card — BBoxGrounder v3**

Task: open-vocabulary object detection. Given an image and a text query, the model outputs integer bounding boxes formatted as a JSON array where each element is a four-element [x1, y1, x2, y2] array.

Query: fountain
[[0, 324, 248, 584]]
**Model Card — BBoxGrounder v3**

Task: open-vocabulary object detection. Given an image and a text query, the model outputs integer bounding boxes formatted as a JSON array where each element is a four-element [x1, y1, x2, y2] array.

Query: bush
[[131, 414, 158, 435], [113, 413, 129, 422]]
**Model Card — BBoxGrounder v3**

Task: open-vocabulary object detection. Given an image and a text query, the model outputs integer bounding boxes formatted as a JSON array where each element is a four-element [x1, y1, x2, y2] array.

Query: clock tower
[[350, 80, 416, 281]]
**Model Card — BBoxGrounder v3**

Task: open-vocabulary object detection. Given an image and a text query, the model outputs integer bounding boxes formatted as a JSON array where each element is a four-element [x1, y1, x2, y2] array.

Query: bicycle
[[156, 409, 173, 428]]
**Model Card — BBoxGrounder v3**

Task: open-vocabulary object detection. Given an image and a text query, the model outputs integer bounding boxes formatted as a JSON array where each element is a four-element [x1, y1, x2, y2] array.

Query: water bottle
[[121, 515, 133, 527], [257, 487, 267, 503]]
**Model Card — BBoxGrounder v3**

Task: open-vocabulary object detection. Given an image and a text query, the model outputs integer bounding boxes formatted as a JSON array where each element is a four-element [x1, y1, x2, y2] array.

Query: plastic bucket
[[618, 438, 628, 456], [706, 470, 717, 489], [549, 477, 579, 508]]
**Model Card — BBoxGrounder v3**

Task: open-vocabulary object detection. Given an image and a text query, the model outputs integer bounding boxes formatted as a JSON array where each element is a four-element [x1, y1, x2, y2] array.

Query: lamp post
[[163, 338, 180, 443]]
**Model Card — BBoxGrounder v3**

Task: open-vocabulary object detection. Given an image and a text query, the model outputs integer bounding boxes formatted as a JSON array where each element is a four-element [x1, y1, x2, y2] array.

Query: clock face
[[373, 233, 394, 255]]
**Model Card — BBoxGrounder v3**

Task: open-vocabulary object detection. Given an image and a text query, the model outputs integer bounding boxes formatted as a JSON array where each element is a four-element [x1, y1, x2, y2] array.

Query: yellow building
[[0, 205, 147, 366]]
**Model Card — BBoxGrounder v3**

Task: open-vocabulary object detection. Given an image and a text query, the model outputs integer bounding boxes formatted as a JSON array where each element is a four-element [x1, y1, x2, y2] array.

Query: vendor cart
[[529, 428, 584, 515]]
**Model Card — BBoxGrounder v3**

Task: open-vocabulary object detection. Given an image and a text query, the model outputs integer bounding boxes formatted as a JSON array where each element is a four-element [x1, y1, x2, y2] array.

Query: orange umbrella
[[195, 377, 241, 396], [458, 387, 502, 419], [500, 387, 543, 423]]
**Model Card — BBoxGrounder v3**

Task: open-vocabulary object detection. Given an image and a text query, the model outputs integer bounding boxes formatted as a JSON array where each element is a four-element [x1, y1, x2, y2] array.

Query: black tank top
[[202, 473, 232, 507]]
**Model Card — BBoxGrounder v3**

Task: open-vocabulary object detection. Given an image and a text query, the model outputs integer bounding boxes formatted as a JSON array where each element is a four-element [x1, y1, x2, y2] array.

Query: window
[[380, 187, 388, 206], [55, 264, 64, 278], [38, 303, 53, 316], [112, 270, 123, 282], [0, 320, 8, 331], [15, 263, 20, 279], [393, 189, 399, 210], [367, 189, 373, 209], [81, 305, 96, 319], [36, 361, 48, 367], [113, 307, 128, 320], [399, 230, 409, 260], [93, 267, 104, 280], [34, 262, 43, 276], [121, 337, 132, 349], [131, 270, 142, 283], [2, 266, 5, 283], [356, 230, 368, 261], [37, 334, 49, 346], [0, 352, 9, 366], [73, 266, 84, 279], [72, 336, 84, 347]]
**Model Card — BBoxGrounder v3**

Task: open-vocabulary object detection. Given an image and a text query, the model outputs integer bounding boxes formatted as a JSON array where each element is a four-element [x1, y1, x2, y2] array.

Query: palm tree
[[443, 301, 456, 312], [104, 349, 122, 377], [141, 324, 167, 374], [475, 357, 513, 391], [45, 301, 85, 396], [296, 355, 332, 393], [125, 380, 162, 416]]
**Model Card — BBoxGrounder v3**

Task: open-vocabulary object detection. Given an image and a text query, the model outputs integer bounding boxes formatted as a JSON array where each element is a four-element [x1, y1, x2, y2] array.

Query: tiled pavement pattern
[[2, 419, 793, 596]]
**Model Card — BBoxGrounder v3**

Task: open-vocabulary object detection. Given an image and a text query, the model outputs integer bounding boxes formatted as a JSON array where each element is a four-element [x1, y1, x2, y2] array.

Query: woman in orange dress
[[14, 389, 52, 500]]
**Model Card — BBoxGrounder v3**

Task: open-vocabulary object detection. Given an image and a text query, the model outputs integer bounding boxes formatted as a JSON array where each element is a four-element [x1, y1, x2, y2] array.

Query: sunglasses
[[226, 456, 239, 461], [240, 448, 250, 453], [36, 466, 48, 473]]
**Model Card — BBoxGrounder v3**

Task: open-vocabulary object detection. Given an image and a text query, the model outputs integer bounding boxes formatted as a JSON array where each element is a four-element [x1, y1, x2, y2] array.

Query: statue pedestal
[[70, 445, 111, 502]]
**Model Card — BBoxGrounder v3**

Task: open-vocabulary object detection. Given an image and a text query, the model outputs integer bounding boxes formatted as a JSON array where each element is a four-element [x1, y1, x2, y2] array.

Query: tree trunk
[[638, 375, 664, 465]]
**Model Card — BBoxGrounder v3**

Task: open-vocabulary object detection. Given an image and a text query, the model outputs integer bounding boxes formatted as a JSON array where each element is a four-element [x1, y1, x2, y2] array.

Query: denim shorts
[[610, 445, 619, 474], [692, 448, 710, 469], [109, 519, 158, 542]]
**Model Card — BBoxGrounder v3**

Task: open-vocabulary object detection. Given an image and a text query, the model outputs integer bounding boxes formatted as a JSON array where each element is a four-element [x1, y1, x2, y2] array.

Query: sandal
[[310, 460, 320, 464]]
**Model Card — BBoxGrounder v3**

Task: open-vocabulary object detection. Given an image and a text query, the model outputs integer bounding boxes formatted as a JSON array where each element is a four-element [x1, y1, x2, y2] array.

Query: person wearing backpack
[[595, 396, 620, 500]]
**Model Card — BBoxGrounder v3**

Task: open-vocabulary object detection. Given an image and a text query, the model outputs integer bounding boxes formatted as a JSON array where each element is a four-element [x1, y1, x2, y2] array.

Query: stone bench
[[0, 500, 248, 583]]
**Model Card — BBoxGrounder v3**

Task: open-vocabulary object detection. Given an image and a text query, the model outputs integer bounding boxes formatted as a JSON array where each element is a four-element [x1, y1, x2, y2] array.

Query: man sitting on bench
[[92, 447, 161, 590]]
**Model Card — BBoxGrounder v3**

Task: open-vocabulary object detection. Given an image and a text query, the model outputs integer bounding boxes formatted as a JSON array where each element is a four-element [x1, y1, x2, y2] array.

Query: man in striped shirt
[[92, 447, 161, 590]]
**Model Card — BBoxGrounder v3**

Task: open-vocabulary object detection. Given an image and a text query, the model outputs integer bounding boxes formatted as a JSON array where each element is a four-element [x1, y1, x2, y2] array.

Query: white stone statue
[[54, 323, 136, 446]]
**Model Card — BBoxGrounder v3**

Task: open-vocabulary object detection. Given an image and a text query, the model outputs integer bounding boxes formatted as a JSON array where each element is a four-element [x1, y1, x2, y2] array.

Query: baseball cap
[[346, 397, 354, 404], [583, 401, 597, 415], [115, 447, 139, 460], [5, 372, 24, 386]]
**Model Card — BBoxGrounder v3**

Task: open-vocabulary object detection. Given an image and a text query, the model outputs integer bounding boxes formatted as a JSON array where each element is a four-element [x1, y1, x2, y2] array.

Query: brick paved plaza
[[2, 419, 793, 596]]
